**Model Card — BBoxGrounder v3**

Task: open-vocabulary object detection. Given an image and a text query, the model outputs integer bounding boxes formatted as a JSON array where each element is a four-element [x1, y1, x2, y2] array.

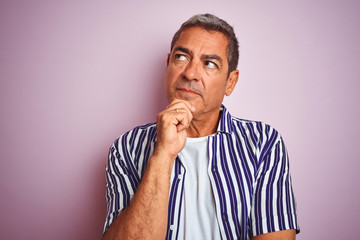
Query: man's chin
[[168, 97, 193, 105]]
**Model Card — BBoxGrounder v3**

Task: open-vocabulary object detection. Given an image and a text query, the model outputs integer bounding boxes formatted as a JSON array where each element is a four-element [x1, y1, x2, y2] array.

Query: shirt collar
[[216, 104, 234, 135]]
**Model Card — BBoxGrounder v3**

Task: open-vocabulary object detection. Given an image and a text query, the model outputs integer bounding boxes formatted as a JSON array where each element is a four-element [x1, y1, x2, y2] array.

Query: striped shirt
[[104, 105, 299, 239]]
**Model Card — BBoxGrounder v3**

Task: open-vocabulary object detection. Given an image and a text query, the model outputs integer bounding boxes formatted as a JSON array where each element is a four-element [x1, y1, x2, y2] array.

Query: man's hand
[[154, 100, 195, 160]]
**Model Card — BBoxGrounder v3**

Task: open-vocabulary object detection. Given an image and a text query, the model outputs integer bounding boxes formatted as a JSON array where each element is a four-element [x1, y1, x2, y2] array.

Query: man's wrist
[[151, 149, 177, 174]]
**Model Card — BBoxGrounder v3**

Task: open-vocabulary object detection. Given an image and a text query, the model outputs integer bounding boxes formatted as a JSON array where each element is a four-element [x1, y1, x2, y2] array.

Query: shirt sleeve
[[103, 140, 137, 234], [250, 136, 299, 237]]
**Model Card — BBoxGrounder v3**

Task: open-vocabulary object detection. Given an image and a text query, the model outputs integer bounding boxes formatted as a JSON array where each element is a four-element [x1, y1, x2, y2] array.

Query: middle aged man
[[103, 13, 299, 240]]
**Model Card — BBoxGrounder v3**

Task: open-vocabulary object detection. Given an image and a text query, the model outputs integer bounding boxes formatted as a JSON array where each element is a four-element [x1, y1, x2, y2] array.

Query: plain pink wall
[[1, 1, 359, 239]]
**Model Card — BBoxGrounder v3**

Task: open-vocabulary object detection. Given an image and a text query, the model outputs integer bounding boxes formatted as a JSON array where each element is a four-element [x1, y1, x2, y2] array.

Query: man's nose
[[182, 60, 201, 81]]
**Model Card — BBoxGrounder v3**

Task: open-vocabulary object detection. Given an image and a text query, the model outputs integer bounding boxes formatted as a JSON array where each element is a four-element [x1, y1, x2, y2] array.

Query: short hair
[[170, 13, 239, 75]]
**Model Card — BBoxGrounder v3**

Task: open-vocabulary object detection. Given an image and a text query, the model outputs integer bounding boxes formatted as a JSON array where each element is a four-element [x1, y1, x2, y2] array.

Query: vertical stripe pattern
[[103, 105, 299, 239]]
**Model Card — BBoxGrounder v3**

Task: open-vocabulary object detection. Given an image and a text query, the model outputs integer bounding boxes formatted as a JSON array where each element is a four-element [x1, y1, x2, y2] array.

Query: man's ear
[[166, 53, 171, 66], [225, 69, 239, 96]]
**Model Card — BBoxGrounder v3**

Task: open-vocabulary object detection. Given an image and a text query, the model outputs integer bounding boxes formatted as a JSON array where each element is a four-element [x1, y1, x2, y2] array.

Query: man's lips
[[176, 87, 200, 95]]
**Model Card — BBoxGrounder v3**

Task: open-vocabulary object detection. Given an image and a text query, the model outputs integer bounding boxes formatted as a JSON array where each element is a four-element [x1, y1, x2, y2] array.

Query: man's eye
[[205, 61, 217, 69], [175, 54, 187, 61]]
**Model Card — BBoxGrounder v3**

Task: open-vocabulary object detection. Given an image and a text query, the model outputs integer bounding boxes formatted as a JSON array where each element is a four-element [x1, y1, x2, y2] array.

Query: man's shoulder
[[232, 115, 276, 128], [122, 122, 157, 136], [111, 122, 157, 149], [229, 115, 282, 142], [132, 122, 157, 131], [230, 115, 277, 131], [220, 105, 280, 137]]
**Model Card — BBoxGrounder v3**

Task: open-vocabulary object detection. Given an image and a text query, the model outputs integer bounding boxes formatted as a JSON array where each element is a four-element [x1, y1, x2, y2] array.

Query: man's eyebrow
[[173, 46, 191, 55], [203, 54, 223, 65], [173, 47, 223, 66]]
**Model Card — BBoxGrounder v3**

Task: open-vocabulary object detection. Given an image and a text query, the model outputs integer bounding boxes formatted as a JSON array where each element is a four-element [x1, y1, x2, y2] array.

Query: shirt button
[[222, 213, 228, 221], [212, 166, 217, 173], [170, 225, 175, 231], [177, 174, 183, 180]]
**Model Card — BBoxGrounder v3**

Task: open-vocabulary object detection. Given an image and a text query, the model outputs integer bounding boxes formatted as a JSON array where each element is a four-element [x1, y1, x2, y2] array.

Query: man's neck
[[186, 109, 221, 138]]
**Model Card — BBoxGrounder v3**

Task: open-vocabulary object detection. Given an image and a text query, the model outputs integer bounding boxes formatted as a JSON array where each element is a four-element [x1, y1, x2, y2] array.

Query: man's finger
[[167, 101, 193, 126]]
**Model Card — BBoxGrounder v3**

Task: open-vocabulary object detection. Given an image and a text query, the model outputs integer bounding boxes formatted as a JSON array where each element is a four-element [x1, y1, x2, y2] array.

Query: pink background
[[1, 1, 359, 239]]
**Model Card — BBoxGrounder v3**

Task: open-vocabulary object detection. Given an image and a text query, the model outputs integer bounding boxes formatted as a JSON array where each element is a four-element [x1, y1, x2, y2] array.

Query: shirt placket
[[166, 156, 186, 240]]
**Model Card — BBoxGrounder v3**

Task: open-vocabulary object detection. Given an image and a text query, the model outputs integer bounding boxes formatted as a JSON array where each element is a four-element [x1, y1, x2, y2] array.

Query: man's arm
[[251, 229, 296, 240], [102, 152, 173, 239], [250, 127, 299, 237], [102, 101, 194, 240]]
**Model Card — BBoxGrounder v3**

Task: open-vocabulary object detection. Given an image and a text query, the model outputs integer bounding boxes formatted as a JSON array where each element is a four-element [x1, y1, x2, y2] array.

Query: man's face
[[165, 26, 238, 118]]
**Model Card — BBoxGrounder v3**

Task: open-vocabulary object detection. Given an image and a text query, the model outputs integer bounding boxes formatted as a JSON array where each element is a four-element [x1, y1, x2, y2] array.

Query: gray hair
[[170, 13, 239, 75]]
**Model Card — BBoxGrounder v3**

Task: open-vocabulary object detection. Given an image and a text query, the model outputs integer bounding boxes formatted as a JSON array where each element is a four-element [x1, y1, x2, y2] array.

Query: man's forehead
[[172, 26, 228, 55]]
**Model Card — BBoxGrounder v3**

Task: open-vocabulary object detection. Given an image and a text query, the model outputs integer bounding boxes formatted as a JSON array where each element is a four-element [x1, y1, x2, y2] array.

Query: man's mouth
[[176, 87, 199, 95]]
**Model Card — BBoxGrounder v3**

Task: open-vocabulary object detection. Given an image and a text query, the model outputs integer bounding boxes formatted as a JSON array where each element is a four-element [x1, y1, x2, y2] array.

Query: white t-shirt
[[177, 136, 221, 240]]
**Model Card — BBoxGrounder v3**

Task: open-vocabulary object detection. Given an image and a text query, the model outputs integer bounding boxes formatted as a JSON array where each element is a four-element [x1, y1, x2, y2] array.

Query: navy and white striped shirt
[[104, 105, 299, 239]]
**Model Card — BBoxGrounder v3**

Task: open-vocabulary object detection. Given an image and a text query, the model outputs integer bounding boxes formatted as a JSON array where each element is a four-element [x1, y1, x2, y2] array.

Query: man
[[103, 14, 299, 240]]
